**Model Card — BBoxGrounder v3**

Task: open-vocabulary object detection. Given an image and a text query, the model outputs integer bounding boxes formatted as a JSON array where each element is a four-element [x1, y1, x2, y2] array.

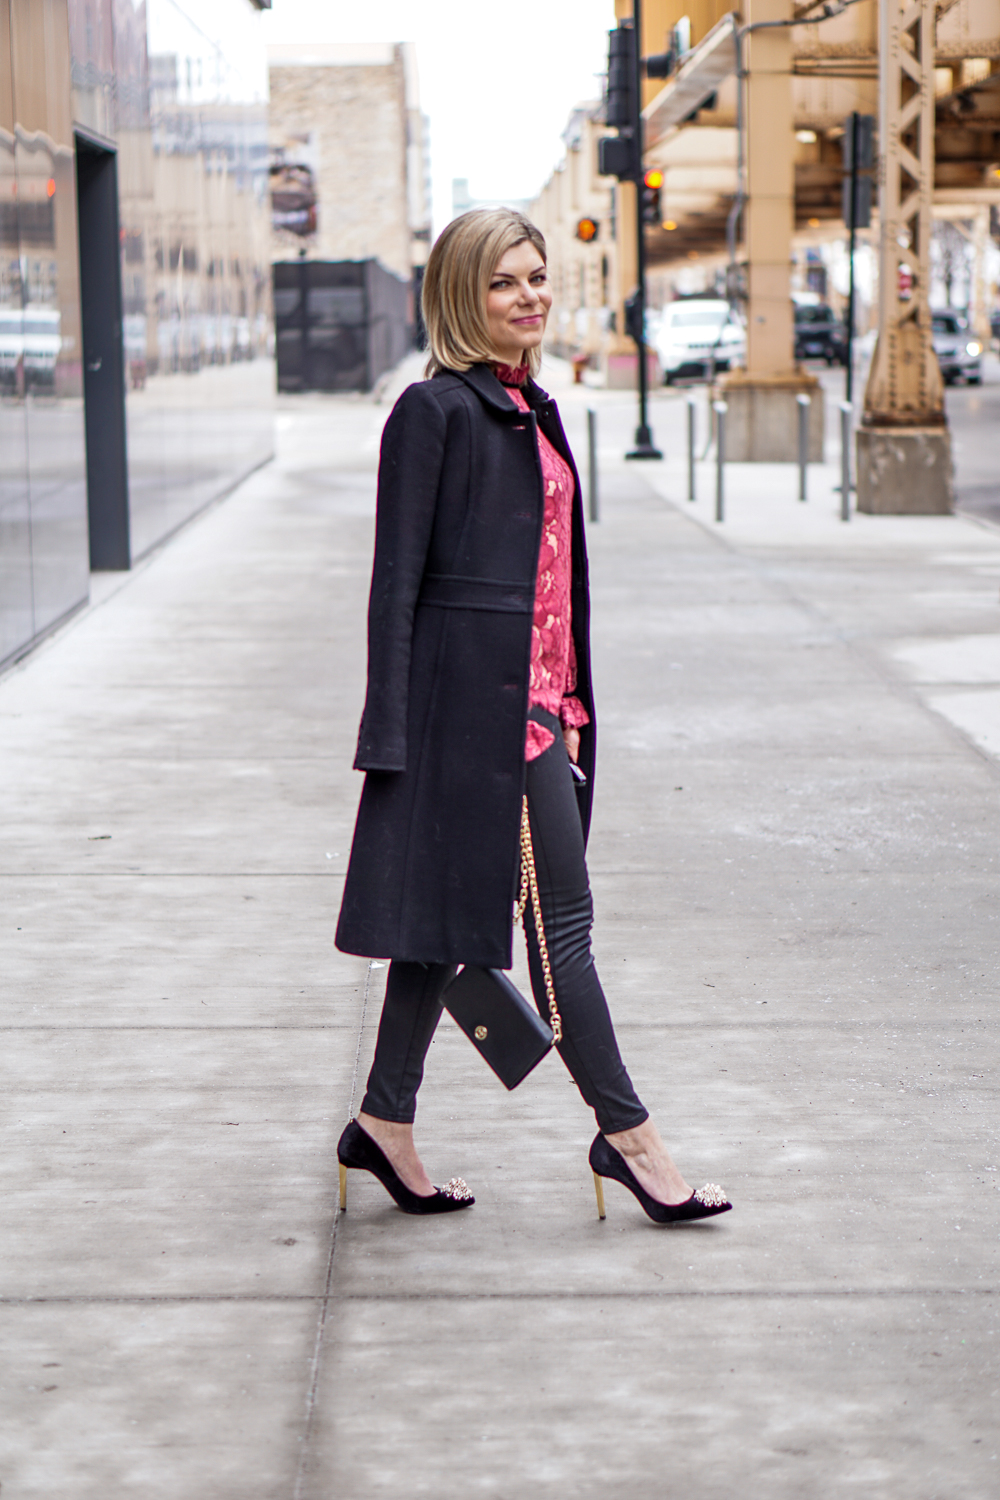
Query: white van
[[22, 308, 61, 386], [653, 298, 745, 383]]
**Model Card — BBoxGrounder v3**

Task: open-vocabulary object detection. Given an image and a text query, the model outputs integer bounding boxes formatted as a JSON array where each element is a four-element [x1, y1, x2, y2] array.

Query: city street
[[3, 353, 999, 1498], [945, 358, 1000, 529]]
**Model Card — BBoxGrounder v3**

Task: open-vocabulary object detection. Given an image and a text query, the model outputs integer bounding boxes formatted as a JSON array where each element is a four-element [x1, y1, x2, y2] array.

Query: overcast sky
[[260, 0, 617, 233]]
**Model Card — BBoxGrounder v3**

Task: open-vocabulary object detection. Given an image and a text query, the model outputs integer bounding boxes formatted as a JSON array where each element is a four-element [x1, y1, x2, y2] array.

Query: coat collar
[[449, 363, 552, 416]]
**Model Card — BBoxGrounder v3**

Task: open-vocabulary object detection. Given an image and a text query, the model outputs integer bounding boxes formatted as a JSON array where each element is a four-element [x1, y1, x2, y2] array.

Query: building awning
[[642, 14, 739, 149]]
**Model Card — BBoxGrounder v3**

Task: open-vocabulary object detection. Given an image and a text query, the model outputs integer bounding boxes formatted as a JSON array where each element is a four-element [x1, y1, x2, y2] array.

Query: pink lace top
[[496, 364, 590, 761]]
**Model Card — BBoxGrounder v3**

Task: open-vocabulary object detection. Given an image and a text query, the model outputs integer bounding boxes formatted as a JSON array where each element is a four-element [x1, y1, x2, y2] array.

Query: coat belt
[[417, 573, 533, 614]]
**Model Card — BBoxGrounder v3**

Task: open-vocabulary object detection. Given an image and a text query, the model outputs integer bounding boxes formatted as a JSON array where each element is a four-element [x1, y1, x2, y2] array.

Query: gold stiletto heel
[[336, 1121, 474, 1215], [589, 1134, 732, 1223]]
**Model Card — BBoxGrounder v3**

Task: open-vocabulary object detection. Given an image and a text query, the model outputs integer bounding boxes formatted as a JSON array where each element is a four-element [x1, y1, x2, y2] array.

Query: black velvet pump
[[589, 1133, 732, 1223], [337, 1119, 475, 1215]]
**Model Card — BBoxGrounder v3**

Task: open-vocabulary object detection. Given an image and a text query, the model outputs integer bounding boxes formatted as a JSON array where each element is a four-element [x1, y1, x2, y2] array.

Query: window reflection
[[0, 96, 35, 662], [70, 0, 273, 563], [1, 0, 88, 666], [1, 0, 272, 665]]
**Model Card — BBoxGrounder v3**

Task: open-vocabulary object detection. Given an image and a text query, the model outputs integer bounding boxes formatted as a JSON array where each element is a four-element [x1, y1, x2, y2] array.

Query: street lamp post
[[626, 0, 662, 459]]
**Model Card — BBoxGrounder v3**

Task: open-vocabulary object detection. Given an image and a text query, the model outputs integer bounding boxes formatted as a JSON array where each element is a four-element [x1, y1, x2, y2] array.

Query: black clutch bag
[[442, 795, 562, 1091], [443, 965, 554, 1090]]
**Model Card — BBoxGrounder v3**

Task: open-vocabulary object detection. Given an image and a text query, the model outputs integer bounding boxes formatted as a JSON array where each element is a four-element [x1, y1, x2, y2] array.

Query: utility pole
[[627, 0, 661, 458], [857, 0, 951, 513], [598, 0, 660, 457], [846, 127, 858, 408], [842, 112, 875, 408]]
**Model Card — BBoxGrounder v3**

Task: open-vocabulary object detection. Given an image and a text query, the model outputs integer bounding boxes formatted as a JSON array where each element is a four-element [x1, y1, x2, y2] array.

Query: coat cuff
[[354, 722, 406, 772]]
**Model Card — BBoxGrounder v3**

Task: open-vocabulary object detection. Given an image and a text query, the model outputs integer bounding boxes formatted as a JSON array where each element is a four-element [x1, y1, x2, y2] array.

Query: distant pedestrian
[[335, 208, 731, 1225]]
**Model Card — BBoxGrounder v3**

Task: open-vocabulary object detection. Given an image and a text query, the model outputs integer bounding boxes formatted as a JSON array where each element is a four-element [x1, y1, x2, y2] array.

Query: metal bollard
[[839, 400, 852, 523], [586, 408, 599, 523], [686, 393, 697, 502], [712, 400, 727, 523], [796, 392, 810, 502]]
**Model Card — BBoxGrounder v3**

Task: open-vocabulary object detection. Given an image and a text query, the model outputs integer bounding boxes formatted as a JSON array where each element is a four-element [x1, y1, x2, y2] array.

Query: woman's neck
[[492, 359, 529, 387]]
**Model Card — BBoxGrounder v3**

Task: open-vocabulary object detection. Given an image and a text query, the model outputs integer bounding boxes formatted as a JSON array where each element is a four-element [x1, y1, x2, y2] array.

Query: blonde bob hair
[[422, 208, 548, 378]]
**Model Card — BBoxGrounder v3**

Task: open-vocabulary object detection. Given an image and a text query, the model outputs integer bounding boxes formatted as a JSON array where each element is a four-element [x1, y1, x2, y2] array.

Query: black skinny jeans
[[360, 708, 648, 1135]]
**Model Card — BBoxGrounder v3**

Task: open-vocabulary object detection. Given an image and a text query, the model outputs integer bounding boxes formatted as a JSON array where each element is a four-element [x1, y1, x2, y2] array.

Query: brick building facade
[[267, 42, 430, 281]]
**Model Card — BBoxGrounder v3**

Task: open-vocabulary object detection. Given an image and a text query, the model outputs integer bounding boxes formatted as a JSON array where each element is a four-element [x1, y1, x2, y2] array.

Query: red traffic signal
[[641, 168, 663, 226], [575, 217, 600, 242]]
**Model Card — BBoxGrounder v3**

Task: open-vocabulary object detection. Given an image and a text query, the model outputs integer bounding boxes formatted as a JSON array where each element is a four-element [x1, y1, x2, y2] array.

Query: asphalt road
[[944, 354, 1000, 528]]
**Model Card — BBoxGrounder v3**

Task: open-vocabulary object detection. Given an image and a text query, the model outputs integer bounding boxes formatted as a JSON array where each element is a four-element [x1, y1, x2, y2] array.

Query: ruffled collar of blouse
[[493, 362, 529, 387]]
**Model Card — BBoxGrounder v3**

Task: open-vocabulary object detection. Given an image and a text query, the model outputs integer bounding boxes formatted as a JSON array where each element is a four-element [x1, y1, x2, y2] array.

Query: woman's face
[[485, 240, 552, 366]]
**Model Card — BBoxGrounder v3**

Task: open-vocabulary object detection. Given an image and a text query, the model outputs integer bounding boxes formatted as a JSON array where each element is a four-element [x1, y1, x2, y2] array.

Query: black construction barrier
[[273, 257, 411, 393]]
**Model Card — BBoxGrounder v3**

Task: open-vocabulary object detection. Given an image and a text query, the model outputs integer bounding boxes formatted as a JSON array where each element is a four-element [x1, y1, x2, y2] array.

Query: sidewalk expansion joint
[[1, 1287, 994, 1304], [291, 952, 375, 1500]]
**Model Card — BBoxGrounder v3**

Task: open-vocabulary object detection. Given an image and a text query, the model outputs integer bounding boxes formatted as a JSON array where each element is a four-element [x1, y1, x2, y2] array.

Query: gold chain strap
[[514, 794, 563, 1044]]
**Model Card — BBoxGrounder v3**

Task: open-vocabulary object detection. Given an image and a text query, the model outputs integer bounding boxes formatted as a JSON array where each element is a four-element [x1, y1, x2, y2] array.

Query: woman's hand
[[562, 726, 580, 763]]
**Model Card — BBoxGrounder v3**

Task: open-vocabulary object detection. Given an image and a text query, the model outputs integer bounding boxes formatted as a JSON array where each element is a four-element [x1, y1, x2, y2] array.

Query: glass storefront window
[[1, 0, 88, 666], [1, 0, 273, 666]]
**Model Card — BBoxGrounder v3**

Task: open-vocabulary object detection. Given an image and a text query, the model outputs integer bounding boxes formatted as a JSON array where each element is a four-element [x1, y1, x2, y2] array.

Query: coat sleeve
[[353, 383, 447, 772]]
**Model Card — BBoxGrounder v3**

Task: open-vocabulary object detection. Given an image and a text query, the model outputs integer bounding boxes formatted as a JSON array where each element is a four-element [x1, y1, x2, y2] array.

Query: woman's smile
[[486, 239, 552, 365]]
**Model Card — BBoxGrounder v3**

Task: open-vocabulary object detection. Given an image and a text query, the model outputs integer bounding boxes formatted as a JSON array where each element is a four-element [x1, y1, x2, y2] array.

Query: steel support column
[[744, 0, 795, 379], [971, 206, 991, 346], [857, 0, 952, 512]]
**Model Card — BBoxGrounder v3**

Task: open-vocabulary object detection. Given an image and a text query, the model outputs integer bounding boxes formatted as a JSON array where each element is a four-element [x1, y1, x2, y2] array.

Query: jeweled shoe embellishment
[[440, 1177, 473, 1201], [693, 1183, 728, 1208]]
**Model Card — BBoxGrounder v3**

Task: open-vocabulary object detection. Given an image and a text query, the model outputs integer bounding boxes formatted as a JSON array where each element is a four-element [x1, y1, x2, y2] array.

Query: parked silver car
[[653, 299, 746, 383], [931, 310, 982, 385]]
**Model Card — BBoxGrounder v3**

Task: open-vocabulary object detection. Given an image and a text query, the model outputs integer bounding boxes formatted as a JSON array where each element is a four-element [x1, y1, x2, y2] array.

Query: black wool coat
[[335, 363, 596, 968]]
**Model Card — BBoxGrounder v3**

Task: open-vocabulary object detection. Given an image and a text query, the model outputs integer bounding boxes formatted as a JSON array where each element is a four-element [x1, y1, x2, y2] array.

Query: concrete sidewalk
[[2, 353, 998, 1499]]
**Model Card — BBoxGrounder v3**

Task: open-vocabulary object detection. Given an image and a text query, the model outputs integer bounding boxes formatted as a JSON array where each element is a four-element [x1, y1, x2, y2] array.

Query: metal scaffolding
[[862, 0, 945, 427]]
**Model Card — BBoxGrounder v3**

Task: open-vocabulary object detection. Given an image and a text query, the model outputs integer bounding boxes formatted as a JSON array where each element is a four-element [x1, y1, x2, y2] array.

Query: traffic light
[[644, 47, 675, 80], [598, 136, 637, 179], [575, 217, 600, 243], [598, 25, 639, 182], [641, 169, 663, 226], [605, 25, 636, 130], [841, 112, 876, 230], [841, 113, 876, 171], [624, 292, 643, 344], [842, 174, 872, 230]]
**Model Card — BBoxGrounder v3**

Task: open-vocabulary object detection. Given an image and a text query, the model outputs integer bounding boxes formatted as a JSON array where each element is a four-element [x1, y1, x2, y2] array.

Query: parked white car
[[653, 299, 745, 383], [22, 308, 61, 384], [931, 309, 982, 385], [0, 307, 21, 385], [0, 306, 61, 387]]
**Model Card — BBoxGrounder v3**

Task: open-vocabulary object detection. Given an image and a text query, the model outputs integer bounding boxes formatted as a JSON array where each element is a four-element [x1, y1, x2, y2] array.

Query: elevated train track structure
[[637, 0, 1000, 265]]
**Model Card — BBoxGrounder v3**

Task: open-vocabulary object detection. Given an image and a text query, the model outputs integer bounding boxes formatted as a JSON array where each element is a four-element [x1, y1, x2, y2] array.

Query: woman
[[335, 209, 731, 1225]]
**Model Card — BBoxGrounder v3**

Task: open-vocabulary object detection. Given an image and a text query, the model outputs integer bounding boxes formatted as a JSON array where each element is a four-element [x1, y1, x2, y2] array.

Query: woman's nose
[[517, 280, 540, 304]]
